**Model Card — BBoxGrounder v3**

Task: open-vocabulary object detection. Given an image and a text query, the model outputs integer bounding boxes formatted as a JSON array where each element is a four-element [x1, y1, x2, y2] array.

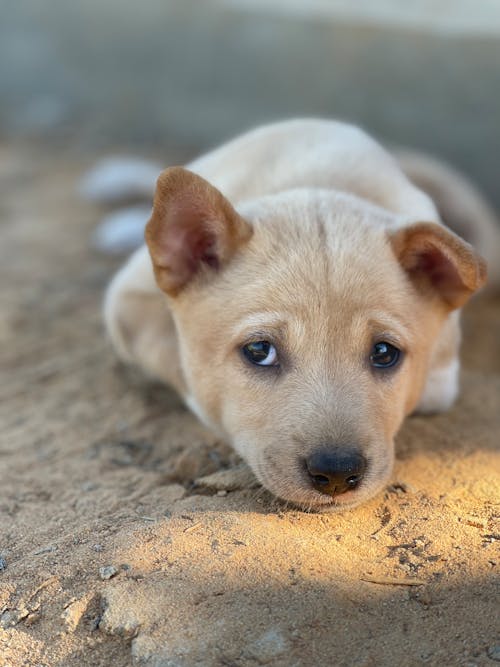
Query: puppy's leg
[[415, 312, 461, 414], [104, 245, 186, 394], [396, 149, 500, 287]]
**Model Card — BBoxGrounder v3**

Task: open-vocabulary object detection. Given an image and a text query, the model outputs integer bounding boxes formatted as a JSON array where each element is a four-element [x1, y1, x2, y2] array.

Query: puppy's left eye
[[370, 341, 401, 369], [242, 341, 279, 367]]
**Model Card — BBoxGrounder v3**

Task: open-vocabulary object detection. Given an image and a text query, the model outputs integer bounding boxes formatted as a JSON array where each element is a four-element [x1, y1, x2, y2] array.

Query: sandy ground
[[0, 145, 499, 667]]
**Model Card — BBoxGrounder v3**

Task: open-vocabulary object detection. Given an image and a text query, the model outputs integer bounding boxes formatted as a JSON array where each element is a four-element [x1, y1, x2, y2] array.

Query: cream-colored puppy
[[104, 119, 494, 510]]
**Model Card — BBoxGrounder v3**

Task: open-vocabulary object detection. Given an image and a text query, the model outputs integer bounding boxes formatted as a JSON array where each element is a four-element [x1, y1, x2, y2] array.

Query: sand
[[0, 145, 499, 667]]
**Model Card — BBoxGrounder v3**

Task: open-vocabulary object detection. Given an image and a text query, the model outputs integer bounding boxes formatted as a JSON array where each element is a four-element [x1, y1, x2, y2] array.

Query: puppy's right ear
[[145, 167, 252, 296], [390, 221, 487, 309]]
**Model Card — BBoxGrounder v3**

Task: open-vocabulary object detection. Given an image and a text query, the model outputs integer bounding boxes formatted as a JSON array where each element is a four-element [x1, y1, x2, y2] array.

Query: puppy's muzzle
[[305, 447, 367, 496]]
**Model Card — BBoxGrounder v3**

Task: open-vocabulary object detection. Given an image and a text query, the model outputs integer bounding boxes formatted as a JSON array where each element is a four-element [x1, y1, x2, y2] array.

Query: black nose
[[305, 448, 367, 496]]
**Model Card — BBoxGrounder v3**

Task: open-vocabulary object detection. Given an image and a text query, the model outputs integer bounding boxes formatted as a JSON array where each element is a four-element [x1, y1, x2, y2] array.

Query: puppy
[[104, 119, 494, 510]]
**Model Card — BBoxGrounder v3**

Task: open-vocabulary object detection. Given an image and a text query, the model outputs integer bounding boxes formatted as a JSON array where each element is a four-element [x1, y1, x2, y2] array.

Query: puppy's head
[[146, 167, 486, 510]]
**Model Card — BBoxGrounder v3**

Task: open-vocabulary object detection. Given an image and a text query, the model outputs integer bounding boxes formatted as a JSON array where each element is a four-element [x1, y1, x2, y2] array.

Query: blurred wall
[[1, 0, 499, 204]]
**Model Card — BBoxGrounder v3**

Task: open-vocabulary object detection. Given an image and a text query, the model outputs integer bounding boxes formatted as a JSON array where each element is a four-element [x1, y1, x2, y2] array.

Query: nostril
[[311, 473, 330, 486], [305, 448, 367, 497], [346, 474, 362, 488]]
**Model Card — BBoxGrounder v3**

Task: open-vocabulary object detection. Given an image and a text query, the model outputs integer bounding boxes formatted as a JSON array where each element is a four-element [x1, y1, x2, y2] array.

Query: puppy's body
[[105, 119, 490, 510]]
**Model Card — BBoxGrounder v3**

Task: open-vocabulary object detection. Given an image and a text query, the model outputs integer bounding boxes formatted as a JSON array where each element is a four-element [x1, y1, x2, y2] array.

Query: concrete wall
[[1, 0, 499, 204]]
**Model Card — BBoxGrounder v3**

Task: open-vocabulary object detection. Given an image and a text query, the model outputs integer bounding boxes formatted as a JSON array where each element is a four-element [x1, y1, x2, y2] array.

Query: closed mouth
[[252, 449, 391, 511]]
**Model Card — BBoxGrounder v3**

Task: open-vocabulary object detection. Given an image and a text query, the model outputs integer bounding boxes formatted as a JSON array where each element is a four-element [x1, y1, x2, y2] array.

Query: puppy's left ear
[[390, 222, 487, 309], [145, 167, 252, 296]]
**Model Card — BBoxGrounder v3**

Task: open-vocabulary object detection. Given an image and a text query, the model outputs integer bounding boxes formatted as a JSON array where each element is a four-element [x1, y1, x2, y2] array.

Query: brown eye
[[370, 341, 401, 369], [242, 341, 279, 367]]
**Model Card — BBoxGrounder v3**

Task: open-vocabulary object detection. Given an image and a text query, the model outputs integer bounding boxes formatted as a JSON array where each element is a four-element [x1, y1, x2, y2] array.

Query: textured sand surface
[[0, 146, 499, 667]]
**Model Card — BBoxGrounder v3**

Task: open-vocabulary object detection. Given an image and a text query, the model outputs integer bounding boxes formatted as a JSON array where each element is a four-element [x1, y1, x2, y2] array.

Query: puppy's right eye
[[242, 341, 279, 367], [370, 341, 401, 369]]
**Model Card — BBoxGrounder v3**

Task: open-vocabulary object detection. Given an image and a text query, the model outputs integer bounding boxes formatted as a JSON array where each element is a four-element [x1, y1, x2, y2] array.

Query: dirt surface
[[1, 145, 499, 667]]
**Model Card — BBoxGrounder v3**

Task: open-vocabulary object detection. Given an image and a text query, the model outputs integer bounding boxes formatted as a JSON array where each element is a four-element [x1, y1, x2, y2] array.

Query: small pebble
[[245, 628, 288, 662], [81, 481, 98, 492], [0, 611, 16, 628], [25, 611, 41, 626], [488, 645, 500, 662], [33, 545, 57, 556], [0, 557, 6, 572], [216, 489, 228, 497], [92, 544, 104, 552], [99, 565, 118, 580]]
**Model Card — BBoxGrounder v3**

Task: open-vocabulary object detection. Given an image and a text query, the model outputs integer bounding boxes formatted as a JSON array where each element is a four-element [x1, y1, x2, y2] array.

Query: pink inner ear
[[405, 243, 467, 307], [395, 222, 487, 309], [390, 222, 487, 310], [411, 245, 460, 296], [190, 227, 220, 271], [159, 220, 220, 289]]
